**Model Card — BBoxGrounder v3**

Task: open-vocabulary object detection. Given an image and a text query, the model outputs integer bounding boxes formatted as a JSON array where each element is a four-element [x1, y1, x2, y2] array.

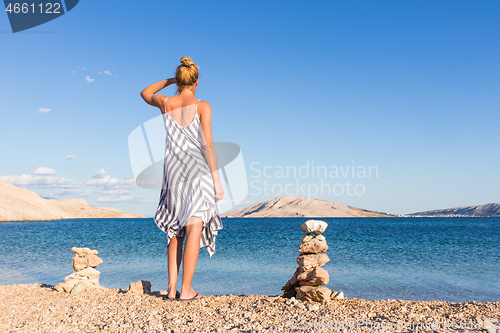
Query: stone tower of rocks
[[281, 220, 343, 302], [55, 247, 107, 294]]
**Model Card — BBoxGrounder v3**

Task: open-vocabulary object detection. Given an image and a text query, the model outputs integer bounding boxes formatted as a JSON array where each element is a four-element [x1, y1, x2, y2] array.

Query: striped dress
[[154, 97, 223, 258]]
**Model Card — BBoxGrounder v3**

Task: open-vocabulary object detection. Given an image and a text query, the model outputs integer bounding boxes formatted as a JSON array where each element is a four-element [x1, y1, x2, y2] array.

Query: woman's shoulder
[[197, 99, 211, 109], [197, 100, 211, 114], [197, 100, 212, 121]]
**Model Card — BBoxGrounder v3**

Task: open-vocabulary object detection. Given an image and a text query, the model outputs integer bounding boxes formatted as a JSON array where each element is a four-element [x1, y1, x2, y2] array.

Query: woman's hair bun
[[175, 56, 199, 93], [180, 56, 195, 68]]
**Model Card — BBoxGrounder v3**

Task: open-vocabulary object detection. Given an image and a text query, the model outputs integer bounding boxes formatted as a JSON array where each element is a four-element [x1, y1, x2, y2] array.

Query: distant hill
[[409, 203, 500, 217], [0, 180, 145, 222], [220, 196, 395, 218]]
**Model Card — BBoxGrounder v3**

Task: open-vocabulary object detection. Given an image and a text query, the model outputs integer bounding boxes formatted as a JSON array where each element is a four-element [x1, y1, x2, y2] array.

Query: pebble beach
[[1, 283, 499, 333]]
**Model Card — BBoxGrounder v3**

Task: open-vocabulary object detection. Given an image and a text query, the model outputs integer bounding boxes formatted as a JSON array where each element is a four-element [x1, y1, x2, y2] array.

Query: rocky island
[[221, 196, 395, 218]]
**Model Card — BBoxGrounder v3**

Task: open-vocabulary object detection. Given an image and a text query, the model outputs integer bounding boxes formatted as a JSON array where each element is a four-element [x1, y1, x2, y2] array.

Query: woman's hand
[[214, 182, 224, 201]]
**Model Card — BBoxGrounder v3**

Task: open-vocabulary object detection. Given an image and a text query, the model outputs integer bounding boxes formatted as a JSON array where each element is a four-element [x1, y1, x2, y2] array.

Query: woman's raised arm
[[140, 78, 176, 111]]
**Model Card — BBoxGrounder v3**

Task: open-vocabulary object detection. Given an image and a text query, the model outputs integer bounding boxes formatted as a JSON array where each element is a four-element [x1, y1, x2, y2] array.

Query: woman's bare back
[[162, 95, 200, 128]]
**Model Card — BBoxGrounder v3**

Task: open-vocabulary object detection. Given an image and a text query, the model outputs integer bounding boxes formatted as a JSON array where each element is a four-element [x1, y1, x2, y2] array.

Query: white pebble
[[308, 304, 320, 311]]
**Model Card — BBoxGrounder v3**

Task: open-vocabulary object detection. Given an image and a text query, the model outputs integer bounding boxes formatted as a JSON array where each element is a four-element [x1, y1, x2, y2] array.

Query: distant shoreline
[[3, 216, 500, 223]]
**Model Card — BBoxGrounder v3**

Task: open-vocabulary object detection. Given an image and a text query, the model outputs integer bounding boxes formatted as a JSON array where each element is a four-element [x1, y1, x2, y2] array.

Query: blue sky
[[1, 0, 499, 216]]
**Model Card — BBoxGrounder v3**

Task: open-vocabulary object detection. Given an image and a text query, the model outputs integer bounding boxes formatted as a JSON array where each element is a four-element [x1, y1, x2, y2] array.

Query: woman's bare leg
[[167, 235, 184, 298], [179, 216, 204, 299]]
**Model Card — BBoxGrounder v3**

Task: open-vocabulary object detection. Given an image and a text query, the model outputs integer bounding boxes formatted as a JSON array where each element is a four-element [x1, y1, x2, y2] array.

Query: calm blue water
[[0, 217, 498, 302]]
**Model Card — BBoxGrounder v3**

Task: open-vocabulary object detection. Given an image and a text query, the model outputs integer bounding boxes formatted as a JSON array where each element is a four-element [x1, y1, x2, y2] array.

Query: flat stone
[[55, 279, 81, 293], [65, 267, 100, 281], [300, 220, 328, 235], [54, 282, 67, 293], [70, 281, 88, 295], [315, 235, 325, 241], [295, 286, 332, 302], [72, 247, 98, 254], [301, 235, 314, 243], [296, 253, 330, 270], [127, 280, 151, 294], [86, 253, 103, 268], [330, 290, 345, 299], [298, 236, 328, 253], [297, 267, 329, 286], [72, 256, 87, 272], [71, 247, 84, 254], [65, 277, 100, 286]]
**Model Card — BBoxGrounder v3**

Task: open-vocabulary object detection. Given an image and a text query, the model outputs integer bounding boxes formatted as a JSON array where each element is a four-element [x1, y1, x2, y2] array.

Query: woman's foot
[[167, 288, 179, 299], [179, 287, 203, 300]]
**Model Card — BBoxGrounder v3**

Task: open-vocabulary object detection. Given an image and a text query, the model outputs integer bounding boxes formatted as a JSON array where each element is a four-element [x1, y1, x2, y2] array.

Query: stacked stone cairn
[[281, 220, 344, 302], [54, 247, 108, 295]]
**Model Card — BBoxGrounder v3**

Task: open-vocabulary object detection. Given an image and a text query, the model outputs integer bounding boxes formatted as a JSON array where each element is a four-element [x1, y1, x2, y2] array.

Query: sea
[[0, 217, 498, 303]]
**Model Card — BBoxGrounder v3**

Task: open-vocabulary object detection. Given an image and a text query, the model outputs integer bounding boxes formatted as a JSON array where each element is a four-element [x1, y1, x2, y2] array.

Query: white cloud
[[70, 70, 76, 73], [81, 67, 86, 70], [96, 195, 134, 202], [53, 188, 81, 196], [79, 190, 94, 197], [39, 108, 50, 113], [104, 71, 112, 75], [101, 189, 132, 195], [64, 155, 77, 160], [0, 174, 81, 188], [33, 167, 56, 175], [91, 168, 107, 179], [85, 76, 94, 83], [1, 169, 142, 202], [86, 175, 135, 189], [50, 189, 93, 197], [98, 71, 102, 74]]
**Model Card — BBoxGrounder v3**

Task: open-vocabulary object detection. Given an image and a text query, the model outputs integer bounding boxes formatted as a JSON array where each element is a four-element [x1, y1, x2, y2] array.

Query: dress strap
[[195, 99, 200, 118], [164, 97, 169, 114]]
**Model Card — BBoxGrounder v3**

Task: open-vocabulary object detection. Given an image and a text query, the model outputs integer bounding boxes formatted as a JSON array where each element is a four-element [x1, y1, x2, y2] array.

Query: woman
[[140, 56, 224, 301]]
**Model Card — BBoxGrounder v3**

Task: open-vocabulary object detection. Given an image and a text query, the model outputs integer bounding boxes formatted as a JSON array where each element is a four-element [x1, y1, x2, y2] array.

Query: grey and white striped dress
[[154, 97, 223, 258]]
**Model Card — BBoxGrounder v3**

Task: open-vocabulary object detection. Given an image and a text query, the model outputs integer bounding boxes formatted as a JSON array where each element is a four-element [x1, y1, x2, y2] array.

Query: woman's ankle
[[179, 286, 195, 296]]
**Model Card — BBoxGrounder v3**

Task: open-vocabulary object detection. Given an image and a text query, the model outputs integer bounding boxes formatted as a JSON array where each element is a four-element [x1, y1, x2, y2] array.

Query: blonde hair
[[175, 56, 199, 94]]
